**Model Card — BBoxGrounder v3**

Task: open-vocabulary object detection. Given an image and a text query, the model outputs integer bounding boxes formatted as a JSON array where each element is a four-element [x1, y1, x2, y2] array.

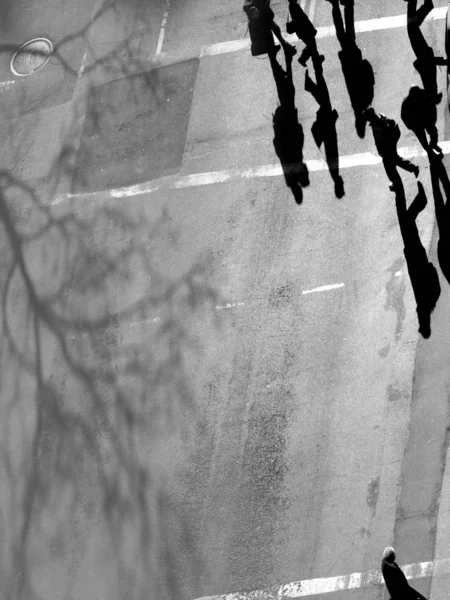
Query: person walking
[[287, 0, 324, 67], [381, 547, 428, 600], [365, 107, 419, 190], [401, 85, 442, 156], [243, 0, 296, 59]]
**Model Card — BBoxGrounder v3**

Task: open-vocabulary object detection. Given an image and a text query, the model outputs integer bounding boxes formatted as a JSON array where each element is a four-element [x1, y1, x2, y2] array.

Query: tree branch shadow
[[0, 4, 225, 600]]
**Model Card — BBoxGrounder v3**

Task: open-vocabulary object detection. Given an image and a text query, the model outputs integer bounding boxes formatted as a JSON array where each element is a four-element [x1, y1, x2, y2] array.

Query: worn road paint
[[0, 81, 15, 91], [156, 0, 170, 56], [193, 557, 450, 600], [200, 7, 446, 56], [302, 282, 345, 295], [51, 140, 450, 205]]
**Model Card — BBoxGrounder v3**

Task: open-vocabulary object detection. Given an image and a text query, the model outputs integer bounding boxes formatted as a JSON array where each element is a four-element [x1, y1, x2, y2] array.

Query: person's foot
[[389, 183, 396, 191], [431, 145, 443, 157], [435, 92, 443, 104], [413, 164, 420, 178], [284, 44, 297, 58], [298, 56, 307, 66]]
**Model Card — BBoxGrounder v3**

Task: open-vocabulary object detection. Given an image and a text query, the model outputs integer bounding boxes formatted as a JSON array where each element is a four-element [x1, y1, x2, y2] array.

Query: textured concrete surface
[[0, 1, 449, 600]]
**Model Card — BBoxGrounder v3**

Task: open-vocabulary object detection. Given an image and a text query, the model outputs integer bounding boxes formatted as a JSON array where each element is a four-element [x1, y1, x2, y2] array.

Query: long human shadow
[[393, 177, 440, 339], [304, 55, 344, 198], [406, 0, 446, 102], [326, 0, 375, 138], [270, 53, 310, 204], [429, 155, 450, 284]]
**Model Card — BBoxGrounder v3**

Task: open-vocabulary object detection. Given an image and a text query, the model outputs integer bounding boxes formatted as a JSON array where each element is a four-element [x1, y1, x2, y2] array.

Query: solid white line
[[52, 141, 450, 205], [200, 7, 447, 57], [0, 81, 15, 91], [156, 0, 170, 56], [302, 282, 344, 295], [193, 558, 450, 600]]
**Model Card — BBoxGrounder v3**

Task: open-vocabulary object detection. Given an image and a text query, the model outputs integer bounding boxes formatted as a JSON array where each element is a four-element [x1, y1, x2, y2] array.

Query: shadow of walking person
[[394, 178, 440, 339], [326, 0, 375, 137], [365, 107, 419, 191], [429, 154, 450, 284], [304, 56, 344, 198], [270, 53, 310, 204], [401, 85, 443, 157], [406, 0, 446, 103]]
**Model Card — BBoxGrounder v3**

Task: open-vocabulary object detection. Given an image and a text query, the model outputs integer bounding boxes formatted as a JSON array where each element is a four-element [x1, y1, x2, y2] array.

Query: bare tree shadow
[[326, 0, 375, 138], [0, 4, 225, 600], [270, 54, 309, 205], [394, 178, 440, 338], [304, 56, 344, 198]]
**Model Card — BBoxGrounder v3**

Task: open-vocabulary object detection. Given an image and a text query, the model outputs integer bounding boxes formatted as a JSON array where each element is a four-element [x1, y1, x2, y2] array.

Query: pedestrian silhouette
[[244, 0, 297, 59], [365, 108, 419, 191], [401, 85, 442, 156], [429, 154, 450, 284], [271, 52, 309, 204], [382, 547, 429, 600], [287, 0, 324, 67], [304, 57, 344, 198], [394, 179, 440, 339], [326, 0, 375, 137], [406, 0, 446, 103]]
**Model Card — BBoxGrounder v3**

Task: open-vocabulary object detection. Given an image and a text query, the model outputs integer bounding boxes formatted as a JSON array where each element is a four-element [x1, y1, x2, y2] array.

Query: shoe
[[389, 184, 396, 191], [413, 165, 420, 177], [285, 44, 297, 57], [298, 56, 307, 66], [435, 92, 443, 104]]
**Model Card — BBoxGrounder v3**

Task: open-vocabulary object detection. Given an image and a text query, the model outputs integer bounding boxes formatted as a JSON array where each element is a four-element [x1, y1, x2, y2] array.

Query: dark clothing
[[401, 88, 439, 150], [243, 0, 275, 21], [381, 559, 428, 600], [288, 3, 317, 43]]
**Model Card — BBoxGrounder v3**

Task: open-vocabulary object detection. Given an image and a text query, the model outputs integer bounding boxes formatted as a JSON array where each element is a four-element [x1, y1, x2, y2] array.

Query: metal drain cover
[[10, 38, 53, 76]]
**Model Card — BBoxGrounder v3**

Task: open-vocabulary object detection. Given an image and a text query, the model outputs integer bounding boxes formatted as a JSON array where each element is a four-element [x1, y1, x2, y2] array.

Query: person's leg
[[271, 20, 297, 55], [298, 45, 312, 66], [395, 153, 419, 176], [425, 122, 442, 153]]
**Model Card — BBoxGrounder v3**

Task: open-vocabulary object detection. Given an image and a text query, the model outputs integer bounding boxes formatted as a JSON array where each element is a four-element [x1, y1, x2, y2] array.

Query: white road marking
[[302, 282, 344, 295], [201, 7, 447, 57], [0, 80, 15, 91], [156, 0, 170, 56], [216, 302, 246, 310], [51, 140, 450, 205], [308, 0, 316, 23], [193, 557, 450, 600]]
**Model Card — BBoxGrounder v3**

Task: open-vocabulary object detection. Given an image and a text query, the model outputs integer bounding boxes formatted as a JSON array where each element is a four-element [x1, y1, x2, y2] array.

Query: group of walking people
[[243, 0, 446, 191]]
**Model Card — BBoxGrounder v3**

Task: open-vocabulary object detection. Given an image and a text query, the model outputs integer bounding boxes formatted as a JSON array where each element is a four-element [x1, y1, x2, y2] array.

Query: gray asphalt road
[[0, 1, 449, 600]]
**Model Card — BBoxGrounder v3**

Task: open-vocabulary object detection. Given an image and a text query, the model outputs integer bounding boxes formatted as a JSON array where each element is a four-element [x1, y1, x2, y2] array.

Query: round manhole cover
[[10, 38, 53, 76]]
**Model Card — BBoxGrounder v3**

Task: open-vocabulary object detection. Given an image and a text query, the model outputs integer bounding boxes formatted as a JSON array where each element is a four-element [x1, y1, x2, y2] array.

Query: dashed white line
[[52, 141, 450, 205], [156, 0, 170, 56], [216, 302, 246, 310], [193, 557, 450, 600], [0, 81, 15, 91], [200, 7, 446, 57], [302, 282, 344, 295]]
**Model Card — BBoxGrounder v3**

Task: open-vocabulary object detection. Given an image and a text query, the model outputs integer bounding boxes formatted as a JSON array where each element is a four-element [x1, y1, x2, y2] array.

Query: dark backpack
[[380, 114, 401, 142]]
